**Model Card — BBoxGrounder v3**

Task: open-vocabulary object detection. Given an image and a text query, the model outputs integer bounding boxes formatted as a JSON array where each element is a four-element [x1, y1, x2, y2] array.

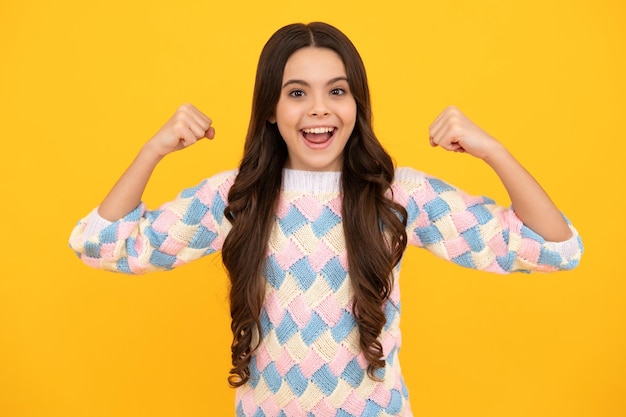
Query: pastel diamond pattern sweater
[[69, 167, 583, 417]]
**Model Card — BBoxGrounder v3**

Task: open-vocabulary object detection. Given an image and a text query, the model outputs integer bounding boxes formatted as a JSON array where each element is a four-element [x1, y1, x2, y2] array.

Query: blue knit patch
[[279, 206, 308, 236], [340, 358, 365, 387], [312, 364, 338, 395], [331, 310, 357, 343], [414, 224, 444, 245], [148, 249, 176, 269], [301, 312, 327, 346], [538, 247, 562, 267], [289, 258, 317, 291], [423, 196, 451, 222], [188, 225, 217, 250], [84, 241, 100, 258], [261, 362, 282, 393], [467, 204, 494, 225], [99, 223, 119, 244], [452, 251, 476, 269], [265, 255, 286, 289], [461, 226, 485, 252], [311, 206, 341, 238], [427, 177, 456, 193], [210, 193, 227, 226], [386, 389, 404, 414], [181, 198, 209, 225], [320, 257, 347, 291], [285, 366, 308, 397], [116, 258, 131, 273], [275, 312, 299, 345], [363, 400, 384, 416]]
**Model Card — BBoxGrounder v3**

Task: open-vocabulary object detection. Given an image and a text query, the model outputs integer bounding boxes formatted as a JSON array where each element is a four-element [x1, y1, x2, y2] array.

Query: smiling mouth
[[301, 127, 336, 144]]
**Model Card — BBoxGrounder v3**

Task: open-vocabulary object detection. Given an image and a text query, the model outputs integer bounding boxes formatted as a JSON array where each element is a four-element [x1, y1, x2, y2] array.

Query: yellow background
[[1, 0, 624, 416]]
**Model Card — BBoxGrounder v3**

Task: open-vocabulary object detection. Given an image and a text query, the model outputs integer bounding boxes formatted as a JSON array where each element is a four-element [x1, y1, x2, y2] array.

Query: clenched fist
[[146, 103, 215, 158], [429, 106, 504, 161]]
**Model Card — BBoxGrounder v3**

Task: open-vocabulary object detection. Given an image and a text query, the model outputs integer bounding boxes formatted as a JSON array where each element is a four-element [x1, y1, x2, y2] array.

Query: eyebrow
[[282, 76, 349, 89]]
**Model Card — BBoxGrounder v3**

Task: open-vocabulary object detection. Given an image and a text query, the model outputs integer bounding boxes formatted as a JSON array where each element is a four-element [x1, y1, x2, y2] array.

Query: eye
[[288, 89, 305, 98], [330, 88, 346, 96]]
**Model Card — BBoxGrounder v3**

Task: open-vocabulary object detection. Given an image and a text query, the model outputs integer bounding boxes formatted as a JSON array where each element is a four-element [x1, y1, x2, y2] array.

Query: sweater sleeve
[[68, 170, 236, 274], [393, 167, 583, 273]]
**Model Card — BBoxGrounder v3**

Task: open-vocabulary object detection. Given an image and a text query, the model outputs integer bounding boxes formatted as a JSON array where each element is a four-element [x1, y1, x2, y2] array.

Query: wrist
[[481, 142, 511, 167], [139, 141, 168, 163]]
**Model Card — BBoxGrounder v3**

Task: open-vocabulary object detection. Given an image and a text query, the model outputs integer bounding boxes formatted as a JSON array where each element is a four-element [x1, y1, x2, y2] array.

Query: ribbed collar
[[281, 169, 342, 193]]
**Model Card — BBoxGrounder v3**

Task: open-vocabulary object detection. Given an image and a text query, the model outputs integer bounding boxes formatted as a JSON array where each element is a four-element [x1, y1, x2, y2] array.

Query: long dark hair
[[222, 22, 408, 387]]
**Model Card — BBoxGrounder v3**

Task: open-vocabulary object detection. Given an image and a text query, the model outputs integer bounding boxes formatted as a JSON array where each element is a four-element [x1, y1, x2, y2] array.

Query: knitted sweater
[[69, 167, 583, 417]]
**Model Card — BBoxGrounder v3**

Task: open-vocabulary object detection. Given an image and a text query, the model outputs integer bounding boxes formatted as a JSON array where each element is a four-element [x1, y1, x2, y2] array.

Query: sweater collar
[[281, 169, 342, 193]]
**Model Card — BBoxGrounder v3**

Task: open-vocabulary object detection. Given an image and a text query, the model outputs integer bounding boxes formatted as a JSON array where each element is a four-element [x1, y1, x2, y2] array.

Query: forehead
[[282, 47, 347, 81]]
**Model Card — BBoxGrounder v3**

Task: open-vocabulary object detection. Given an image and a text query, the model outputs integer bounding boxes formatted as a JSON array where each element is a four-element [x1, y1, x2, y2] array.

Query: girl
[[69, 22, 582, 417]]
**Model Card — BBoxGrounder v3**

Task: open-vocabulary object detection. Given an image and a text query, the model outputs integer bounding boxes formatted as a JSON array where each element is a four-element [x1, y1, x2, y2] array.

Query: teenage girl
[[70, 22, 582, 417]]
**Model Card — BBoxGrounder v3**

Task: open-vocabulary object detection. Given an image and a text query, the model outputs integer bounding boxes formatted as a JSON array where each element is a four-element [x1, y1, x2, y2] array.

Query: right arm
[[69, 104, 230, 274], [98, 103, 215, 221]]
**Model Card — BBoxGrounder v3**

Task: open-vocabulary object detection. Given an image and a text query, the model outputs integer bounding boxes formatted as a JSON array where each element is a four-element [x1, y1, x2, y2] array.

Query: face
[[272, 47, 357, 172]]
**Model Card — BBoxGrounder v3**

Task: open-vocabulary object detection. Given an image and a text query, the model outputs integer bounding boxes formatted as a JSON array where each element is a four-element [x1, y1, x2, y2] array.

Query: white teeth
[[302, 127, 334, 134]]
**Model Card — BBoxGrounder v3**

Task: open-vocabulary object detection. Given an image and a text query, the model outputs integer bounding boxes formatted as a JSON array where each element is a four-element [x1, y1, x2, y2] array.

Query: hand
[[145, 103, 215, 158], [429, 106, 503, 161]]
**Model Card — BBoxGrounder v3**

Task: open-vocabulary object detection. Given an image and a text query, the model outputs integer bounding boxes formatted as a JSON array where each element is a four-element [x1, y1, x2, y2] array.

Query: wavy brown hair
[[221, 22, 408, 387]]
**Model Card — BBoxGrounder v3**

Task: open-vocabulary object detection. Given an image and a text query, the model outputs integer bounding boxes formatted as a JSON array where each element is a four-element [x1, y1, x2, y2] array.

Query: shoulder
[[392, 167, 433, 193], [176, 169, 238, 204]]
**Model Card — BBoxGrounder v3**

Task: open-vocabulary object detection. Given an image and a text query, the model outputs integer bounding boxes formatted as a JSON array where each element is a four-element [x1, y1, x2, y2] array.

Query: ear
[[268, 114, 276, 123]]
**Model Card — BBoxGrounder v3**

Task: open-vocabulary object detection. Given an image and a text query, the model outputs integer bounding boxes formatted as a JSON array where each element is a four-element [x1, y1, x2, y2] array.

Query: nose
[[309, 94, 331, 117]]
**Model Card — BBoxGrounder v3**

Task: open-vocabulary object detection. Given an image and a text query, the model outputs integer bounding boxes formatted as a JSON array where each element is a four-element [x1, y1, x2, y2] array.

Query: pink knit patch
[[288, 295, 312, 329], [412, 182, 437, 207], [152, 210, 180, 233], [275, 347, 296, 377], [298, 348, 325, 379], [390, 184, 411, 206], [128, 257, 148, 274], [327, 196, 342, 216], [461, 193, 485, 207], [414, 210, 431, 228], [443, 237, 471, 259], [195, 183, 216, 206], [519, 238, 541, 264], [340, 391, 367, 416], [274, 239, 304, 270], [381, 333, 396, 359], [254, 344, 272, 373], [451, 210, 479, 233], [483, 260, 506, 274], [329, 345, 354, 376], [283, 399, 305, 416], [260, 396, 281, 417], [82, 256, 101, 269], [210, 235, 225, 252], [355, 352, 369, 369], [389, 281, 401, 305], [309, 240, 336, 272], [370, 383, 392, 407], [315, 294, 343, 327], [239, 391, 258, 417], [293, 196, 324, 221], [159, 236, 185, 256], [99, 243, 117, 261], [487, 232, 509, 257], [338, 252, 349, 270], [117, 221, 138, 239], [311, 398, 336, 417], [264, 291, 285, 327], [275, 197, 292, 218], [199, 212, 216, 229]]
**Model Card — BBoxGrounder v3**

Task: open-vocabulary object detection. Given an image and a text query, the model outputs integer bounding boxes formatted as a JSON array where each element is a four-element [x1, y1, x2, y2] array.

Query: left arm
[[429, 106, 572, 242]]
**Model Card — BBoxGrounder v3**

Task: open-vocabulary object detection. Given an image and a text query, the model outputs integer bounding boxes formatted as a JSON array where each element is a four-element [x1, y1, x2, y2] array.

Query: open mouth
[[300, 127, 337, 147]]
